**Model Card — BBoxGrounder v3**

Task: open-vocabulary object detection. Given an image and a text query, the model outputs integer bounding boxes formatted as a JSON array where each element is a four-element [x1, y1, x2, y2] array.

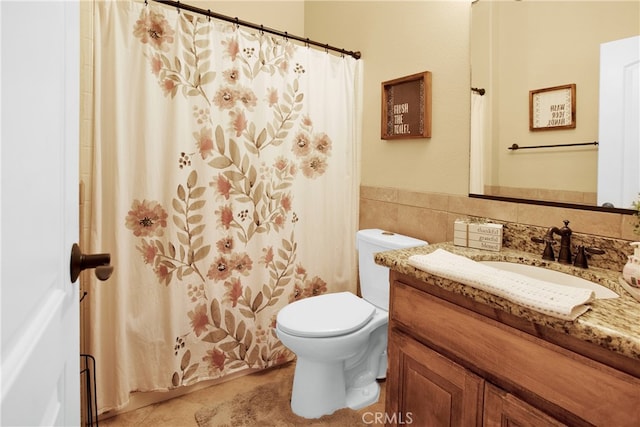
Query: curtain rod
[[151, 0, 362, 59]]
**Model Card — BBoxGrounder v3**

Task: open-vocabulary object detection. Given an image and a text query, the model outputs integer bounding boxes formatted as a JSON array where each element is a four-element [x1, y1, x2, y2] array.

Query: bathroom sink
[[480, 261, 619, 300]]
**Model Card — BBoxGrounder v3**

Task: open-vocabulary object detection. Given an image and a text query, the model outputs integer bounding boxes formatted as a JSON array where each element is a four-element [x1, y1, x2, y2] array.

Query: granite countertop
[[375, 242, 640, 362]]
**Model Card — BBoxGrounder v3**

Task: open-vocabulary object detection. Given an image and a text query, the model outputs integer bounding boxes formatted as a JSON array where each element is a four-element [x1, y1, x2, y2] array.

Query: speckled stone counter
[[375, 242, 640, 362]]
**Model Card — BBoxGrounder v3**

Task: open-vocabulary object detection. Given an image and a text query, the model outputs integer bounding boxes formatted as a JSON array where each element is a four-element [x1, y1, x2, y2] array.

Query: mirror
[[469, 0, 639, 211]]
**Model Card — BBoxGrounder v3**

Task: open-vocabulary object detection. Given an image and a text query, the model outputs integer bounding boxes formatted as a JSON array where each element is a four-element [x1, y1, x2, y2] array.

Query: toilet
[[276, 229, 427, 418]]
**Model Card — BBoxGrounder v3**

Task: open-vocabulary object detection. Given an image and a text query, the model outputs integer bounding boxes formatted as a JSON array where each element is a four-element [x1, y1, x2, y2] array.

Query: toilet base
[[346, 380, 380, 410], [290, 359, 346, 418], [276, 302, 389, 419], [289, 357, 381, 418]]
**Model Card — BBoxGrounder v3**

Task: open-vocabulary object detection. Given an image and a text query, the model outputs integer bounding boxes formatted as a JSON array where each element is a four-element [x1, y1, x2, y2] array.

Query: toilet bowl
[[276, 292, 388, 418], [275, 229, 427, 419]]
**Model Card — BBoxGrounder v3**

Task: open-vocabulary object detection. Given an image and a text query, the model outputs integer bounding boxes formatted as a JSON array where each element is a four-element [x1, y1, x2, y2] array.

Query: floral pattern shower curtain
[[89, 0, 361, 412]]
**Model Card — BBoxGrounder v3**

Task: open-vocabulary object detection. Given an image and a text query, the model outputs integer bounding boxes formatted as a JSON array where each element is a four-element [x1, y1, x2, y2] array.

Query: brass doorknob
[[70, 243, 113, 282]]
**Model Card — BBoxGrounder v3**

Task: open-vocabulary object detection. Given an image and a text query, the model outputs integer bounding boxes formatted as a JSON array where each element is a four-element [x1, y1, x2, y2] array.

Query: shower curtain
[[88, 0, 361, 412], [469, 92, 486, 194]]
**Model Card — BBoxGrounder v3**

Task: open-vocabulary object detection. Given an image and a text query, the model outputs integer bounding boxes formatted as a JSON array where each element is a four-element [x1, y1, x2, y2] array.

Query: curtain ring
[[284, 31, 288, 42], [259, 24, 264, 36], [207, 9, 211, 22], [144, 0, 148, 6], [176, 1, 180, 14], [305, 38, 310, 48], [234, 17, 239, 29], [325, 44, 329, 54]]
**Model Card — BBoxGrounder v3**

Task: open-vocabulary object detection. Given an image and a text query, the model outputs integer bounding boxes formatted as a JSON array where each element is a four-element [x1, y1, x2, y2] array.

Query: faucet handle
[[586, 246, 605, 256], [532, 236, 555, 261], [532, 236, 551, 243], [573, 245, 605, 269]]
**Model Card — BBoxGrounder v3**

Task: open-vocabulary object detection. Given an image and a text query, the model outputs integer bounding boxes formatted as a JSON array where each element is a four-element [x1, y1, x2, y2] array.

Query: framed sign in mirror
[[381, 71, 432, 139], [529, 84, 576, 131]]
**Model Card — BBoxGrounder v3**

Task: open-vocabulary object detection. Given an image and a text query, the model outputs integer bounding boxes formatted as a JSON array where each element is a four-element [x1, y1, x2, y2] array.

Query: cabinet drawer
[[391, 280, 640, 426]]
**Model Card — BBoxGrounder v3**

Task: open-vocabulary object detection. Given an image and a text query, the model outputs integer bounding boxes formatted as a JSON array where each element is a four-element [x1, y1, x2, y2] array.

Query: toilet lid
[[277, 292, 376, 338]]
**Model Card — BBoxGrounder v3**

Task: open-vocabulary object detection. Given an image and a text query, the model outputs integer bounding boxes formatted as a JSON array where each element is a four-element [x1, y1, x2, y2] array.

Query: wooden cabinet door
[[386, 329, 484, 427], [484, 384, 567, 427]]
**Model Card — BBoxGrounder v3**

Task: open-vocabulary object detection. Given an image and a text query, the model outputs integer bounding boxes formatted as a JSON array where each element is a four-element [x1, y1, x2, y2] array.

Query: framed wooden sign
[[529, 84, 576, 131], [381, 71, 432, 139]]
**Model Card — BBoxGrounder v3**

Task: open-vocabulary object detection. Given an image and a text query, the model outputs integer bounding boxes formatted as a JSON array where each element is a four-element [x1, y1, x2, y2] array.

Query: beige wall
[[306, 1, 471, 196], [192, 0, 305, 33]]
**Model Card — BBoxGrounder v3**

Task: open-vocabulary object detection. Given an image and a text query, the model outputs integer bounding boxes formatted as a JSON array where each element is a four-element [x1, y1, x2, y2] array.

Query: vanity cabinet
[[385, 271, 640, 427]]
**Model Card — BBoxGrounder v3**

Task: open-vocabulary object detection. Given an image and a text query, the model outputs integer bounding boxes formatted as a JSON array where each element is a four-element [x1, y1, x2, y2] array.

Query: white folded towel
[[408, 249, 595, 320]]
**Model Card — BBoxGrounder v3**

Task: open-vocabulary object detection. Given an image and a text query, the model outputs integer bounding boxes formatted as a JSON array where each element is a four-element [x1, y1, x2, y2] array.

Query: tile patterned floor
[[97, 362, 386, 426]]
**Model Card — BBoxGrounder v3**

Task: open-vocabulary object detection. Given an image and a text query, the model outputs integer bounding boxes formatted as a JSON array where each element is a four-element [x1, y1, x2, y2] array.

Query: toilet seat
[[277, 292, 376, 338]]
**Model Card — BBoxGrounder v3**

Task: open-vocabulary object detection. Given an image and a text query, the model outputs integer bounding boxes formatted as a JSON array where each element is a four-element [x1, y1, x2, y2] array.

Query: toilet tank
[[356, 229, 427, 310]]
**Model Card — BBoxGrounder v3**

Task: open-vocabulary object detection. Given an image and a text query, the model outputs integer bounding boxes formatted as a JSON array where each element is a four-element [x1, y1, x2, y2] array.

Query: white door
[[1, 2, 80, 425], [597, 35, 640, 209]]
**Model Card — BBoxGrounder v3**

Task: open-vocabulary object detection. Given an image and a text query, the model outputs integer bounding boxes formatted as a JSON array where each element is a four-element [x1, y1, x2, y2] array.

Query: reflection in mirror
[[469, 0, 639, 210]]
